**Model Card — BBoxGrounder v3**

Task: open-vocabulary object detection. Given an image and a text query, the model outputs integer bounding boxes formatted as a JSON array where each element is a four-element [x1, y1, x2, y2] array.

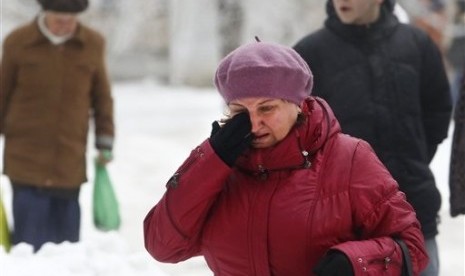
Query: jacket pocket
[[17, 61, 48, 89]]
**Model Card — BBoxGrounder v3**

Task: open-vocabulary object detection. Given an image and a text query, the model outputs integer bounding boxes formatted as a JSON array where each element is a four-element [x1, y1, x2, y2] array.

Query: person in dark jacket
[[0, 0, 114, 252], [144, 41, 428, 276], [449, 69, 465, 217], [293, 0, 452, 275]]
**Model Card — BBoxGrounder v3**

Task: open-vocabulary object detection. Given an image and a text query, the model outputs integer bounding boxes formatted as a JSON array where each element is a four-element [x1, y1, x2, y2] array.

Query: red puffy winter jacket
[[144, 97, 428, 275]]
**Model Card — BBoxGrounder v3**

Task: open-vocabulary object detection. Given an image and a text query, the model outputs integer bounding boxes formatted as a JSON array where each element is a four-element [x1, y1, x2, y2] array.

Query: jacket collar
[[23, 16, 86, 48], [235, 97, 341, 175]]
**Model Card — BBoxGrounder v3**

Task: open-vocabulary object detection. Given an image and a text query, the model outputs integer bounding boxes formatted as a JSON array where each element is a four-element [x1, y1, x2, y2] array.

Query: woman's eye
[[229, 109, 246, 116], [258, 105, 275, 113]]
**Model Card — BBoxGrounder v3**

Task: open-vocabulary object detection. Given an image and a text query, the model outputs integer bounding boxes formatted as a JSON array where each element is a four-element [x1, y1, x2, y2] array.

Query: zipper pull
[[258, 165, 268, 180], [384, 257, 391, 270], [302, 150, 312, 168], [167, 172, 180, 188]]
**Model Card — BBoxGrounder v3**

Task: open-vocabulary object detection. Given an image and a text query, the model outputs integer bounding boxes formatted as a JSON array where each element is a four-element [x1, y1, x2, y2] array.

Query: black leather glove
[[209, 112, 253, 167], [313, 251, 354, 276]]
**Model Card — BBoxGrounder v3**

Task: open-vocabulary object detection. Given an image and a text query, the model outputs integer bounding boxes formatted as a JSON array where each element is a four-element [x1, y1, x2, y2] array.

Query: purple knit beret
[[214, 41, 313, 105]]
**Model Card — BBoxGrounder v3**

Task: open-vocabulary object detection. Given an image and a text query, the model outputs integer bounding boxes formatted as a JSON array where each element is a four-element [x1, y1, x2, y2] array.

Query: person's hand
[[96, 149, 113, 166], [313, 251, 354, 276], [209, 112, 253, 167]]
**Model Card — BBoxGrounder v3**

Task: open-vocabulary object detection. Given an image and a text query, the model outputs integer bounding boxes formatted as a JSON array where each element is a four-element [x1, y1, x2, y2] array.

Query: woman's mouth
[[253, 133, 268, 142]]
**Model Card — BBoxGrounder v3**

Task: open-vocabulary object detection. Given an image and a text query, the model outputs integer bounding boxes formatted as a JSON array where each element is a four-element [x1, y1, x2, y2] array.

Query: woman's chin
[[251, 137, 274, 148]]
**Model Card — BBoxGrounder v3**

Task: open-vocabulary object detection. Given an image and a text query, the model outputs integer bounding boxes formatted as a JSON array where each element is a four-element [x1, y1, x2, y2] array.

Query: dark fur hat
[[37, 0, 89, 13]]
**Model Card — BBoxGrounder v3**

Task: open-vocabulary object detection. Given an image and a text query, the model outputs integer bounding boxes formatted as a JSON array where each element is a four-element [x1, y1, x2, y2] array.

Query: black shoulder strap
[[394, 238, 414, 276]]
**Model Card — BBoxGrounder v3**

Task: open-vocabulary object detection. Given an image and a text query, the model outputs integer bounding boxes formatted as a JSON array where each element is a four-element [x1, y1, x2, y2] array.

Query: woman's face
[[228, 97, 301, 148], [332, 0, 382, 25], [45, 11, 78, 36]]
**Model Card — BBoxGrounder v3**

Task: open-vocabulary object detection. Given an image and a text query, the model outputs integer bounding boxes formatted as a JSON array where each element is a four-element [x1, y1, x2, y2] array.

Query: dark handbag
[[394, 238, 413, 276]]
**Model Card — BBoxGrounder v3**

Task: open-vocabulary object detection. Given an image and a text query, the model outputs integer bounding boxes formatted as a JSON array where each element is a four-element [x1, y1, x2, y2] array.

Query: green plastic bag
[[93, 159, 121, 231], [0, 196, 11, 252]]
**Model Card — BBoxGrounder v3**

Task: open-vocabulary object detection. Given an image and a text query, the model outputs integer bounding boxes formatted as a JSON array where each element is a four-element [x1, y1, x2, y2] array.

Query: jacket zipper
[[166, 146, 202, 188]]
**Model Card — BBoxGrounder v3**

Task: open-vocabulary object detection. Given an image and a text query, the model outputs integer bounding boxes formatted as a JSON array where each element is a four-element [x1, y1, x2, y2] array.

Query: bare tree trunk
[[169, 0, 220, 86], [218, 0, 244, 57]]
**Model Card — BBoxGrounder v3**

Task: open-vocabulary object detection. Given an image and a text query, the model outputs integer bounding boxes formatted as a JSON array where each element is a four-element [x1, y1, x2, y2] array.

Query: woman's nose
[[249, 113, 262, 133]]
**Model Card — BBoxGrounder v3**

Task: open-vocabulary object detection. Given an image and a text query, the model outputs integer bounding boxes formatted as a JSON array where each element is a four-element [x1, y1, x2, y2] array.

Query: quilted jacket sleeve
[[144, 139, 231, 263], [331, 140, 429, 276], [89, 33, 115, 150], [418, 30, 452, 147]]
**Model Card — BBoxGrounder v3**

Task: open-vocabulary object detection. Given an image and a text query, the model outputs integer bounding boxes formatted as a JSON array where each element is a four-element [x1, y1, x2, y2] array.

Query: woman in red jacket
[[144, 41, 428, 275]]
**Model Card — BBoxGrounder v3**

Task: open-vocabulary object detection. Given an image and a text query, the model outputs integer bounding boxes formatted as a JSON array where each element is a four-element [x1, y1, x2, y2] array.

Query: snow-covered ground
[[0, 81, 464, 275]]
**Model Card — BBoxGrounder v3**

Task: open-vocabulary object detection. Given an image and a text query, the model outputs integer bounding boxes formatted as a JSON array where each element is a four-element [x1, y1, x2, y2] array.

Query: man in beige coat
[[0, 0, 114, 251]]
